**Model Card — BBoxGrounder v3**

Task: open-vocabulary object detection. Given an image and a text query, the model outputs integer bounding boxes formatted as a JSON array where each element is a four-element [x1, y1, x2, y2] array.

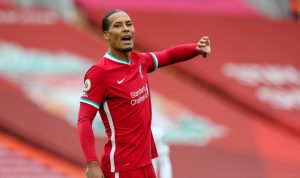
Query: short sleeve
[[80, 66, 106, 109]]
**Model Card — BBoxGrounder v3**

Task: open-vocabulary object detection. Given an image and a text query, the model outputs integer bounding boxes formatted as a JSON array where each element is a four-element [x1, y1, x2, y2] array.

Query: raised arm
[[150, 36, 211, 69]]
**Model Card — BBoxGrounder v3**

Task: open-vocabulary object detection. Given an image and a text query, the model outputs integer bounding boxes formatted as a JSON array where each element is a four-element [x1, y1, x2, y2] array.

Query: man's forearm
[[78, 103, 99, 162], [154, 44, 199, 68]]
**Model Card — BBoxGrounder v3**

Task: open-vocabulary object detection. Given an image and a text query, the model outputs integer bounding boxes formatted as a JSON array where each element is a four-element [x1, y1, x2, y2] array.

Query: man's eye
[[114, 24, 121, 28]]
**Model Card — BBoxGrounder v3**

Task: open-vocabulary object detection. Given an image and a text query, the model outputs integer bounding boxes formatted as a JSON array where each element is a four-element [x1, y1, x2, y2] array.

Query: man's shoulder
[[131, 51, 151, 60], [85, 59, 107, 77]]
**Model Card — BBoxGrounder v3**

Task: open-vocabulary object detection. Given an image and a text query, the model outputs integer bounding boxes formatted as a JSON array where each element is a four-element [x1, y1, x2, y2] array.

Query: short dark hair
[[101, 9, 124, 32]]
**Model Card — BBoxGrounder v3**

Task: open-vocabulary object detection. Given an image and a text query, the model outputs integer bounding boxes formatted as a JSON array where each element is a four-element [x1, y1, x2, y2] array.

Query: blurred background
[[0, 0, 300, 178]]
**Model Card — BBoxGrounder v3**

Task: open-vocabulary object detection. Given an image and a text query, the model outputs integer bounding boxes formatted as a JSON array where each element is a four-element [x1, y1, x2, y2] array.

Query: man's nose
[[123, 25, 130, 31]]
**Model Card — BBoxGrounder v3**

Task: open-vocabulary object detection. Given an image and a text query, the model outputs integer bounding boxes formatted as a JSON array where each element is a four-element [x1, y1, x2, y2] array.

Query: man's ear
[[103, 31, 109, 40]]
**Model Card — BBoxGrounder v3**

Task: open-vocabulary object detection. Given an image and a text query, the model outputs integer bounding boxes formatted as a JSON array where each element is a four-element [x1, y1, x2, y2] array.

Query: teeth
[[122, 35, 131, 40]]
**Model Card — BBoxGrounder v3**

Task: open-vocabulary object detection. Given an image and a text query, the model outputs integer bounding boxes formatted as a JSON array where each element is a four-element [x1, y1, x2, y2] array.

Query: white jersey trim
[[79, 98, 99, 109], [105, 52, 131, 65], [115, 172, 119, 178], [104, 100, 116, 172], [150, 52, 158, 71]]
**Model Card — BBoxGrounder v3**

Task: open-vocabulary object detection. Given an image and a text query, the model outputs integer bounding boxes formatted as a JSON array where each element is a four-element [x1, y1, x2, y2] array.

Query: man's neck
[[109, 48, 131, 61]]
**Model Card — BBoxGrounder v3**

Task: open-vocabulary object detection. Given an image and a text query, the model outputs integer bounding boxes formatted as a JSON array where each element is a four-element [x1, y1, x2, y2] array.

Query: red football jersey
[[80, 51, 158, 172], [78, 44, 198, 172]]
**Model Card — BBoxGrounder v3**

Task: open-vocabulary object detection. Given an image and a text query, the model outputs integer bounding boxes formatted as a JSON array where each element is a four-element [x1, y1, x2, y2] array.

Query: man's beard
[[121, 47, 133, 52]]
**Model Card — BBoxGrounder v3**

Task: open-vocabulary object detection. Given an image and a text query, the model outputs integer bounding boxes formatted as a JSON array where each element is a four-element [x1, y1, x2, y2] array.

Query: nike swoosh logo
[[117, 78, 126, 84]]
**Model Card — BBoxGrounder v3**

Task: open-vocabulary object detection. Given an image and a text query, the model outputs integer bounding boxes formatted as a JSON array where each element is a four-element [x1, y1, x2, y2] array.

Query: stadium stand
[[1, 1, 300, 178], [0, 131, 83, 178]]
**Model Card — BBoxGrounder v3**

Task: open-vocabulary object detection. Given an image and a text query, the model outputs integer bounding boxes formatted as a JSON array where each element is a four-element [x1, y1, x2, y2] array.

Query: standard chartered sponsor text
[[130, 85, 149, 106]]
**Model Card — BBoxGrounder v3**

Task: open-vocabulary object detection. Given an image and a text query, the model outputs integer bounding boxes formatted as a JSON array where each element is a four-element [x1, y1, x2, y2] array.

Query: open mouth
[[121, 35, 132, 42]]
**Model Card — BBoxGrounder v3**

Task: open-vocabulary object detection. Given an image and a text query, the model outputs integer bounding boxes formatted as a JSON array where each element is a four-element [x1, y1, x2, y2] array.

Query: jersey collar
[[104, 52, 131, 65]]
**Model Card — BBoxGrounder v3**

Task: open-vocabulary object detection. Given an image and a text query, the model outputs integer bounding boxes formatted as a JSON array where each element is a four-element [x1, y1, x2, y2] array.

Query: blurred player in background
[[152, 125, 172, 178], [77, 9, 211, 178], [290, 0, 300, 20]]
